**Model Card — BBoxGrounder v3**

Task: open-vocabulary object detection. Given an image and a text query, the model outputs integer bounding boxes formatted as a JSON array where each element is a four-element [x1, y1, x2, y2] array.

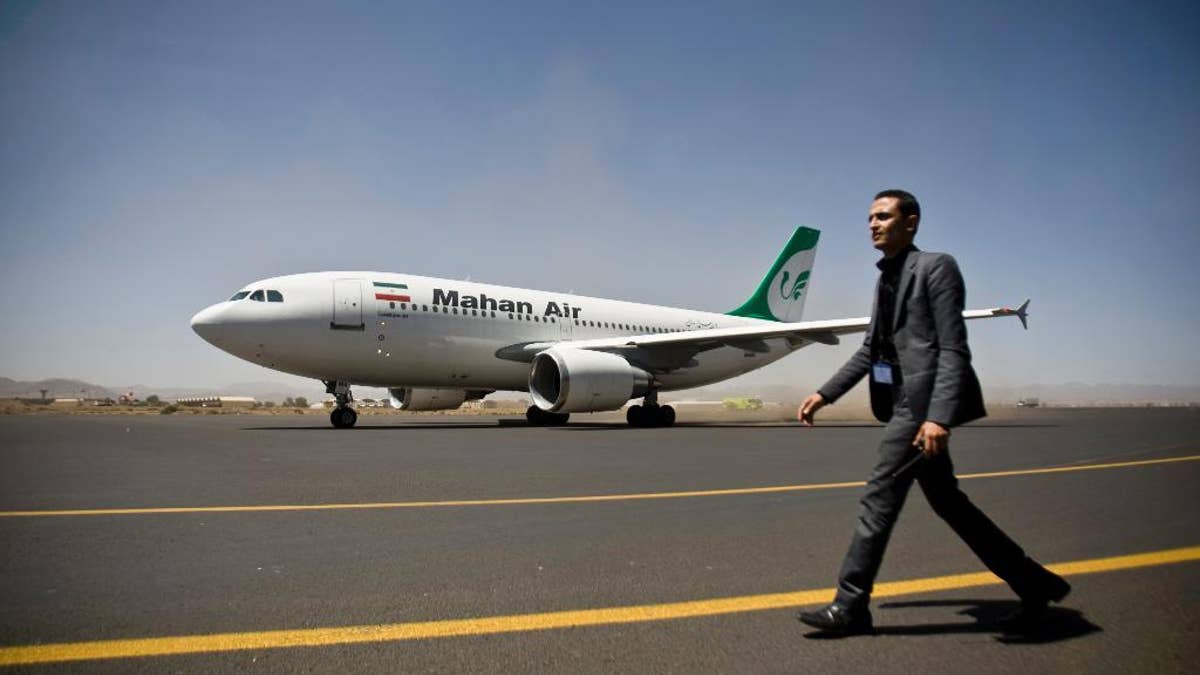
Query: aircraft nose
[[190, 304, 225, 344]]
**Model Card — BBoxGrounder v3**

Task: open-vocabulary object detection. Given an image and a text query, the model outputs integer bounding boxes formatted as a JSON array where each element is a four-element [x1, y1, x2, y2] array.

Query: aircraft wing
[[496, 300, 1029, 373]]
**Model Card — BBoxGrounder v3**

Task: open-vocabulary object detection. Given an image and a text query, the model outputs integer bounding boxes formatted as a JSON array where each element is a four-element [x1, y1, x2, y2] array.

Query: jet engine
[[388, 387, 468, 411], [528, 348, 651, 413]]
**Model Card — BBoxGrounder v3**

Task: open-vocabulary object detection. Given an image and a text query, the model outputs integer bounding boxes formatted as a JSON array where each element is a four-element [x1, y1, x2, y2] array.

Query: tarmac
[[0, 407, 1197, 673]]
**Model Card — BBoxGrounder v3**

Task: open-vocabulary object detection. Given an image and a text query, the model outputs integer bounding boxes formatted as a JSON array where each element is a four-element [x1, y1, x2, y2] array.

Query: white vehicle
[[191, 228, 1028, 428]]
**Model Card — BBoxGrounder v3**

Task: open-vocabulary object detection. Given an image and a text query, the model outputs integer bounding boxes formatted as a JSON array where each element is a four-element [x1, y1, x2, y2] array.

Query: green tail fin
[[726, 226, 820, 322]]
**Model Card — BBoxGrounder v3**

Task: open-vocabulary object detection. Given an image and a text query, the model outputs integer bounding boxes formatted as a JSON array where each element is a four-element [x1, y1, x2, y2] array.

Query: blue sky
[[1, 0, 1197, 394]]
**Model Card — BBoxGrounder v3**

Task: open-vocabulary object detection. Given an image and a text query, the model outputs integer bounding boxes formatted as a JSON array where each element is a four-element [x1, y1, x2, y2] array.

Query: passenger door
[[331, 279, 364, 330]]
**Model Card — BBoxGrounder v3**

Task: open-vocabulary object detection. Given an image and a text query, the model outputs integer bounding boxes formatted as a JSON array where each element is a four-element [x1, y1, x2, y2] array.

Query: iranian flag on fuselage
[[373, 281, 410, 302]]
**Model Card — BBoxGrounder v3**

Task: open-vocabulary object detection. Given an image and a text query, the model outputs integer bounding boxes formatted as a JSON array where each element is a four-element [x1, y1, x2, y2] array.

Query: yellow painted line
[[1, 453, 1196, 519], [956, 454, 1200, 480], [1, 545, 1197, 666]]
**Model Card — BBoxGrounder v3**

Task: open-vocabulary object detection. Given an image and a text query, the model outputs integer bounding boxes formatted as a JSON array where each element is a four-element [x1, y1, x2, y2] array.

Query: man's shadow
[[803, 599, 1101, 644]]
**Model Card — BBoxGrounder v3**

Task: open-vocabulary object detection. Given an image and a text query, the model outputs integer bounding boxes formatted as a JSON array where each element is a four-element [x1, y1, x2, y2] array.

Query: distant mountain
[[0, 376, 321, 403], [0, 377, 118, 399]]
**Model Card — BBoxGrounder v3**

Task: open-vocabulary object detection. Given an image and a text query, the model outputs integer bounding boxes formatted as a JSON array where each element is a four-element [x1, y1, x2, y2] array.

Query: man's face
[[867, 197, 917, 256]]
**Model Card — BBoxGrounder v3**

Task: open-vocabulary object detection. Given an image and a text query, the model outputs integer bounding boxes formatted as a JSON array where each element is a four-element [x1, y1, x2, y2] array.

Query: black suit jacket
[[818, 249, 986, 427]]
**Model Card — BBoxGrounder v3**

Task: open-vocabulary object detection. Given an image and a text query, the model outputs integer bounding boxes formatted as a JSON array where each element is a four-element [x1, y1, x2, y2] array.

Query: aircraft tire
[[527, 406, 570, 426], [658, 404, 676, 427], [626, 405, 644, 427], [330, 407, 357, 429], [526, 405, 542, 425]]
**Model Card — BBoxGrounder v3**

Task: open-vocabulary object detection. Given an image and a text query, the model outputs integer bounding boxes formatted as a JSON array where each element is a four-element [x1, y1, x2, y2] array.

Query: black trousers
[[833, 390, 1050, 609]]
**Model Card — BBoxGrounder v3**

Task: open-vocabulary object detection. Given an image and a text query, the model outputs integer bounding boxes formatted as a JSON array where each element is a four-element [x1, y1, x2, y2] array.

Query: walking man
[[796, 189, 1069, 635]]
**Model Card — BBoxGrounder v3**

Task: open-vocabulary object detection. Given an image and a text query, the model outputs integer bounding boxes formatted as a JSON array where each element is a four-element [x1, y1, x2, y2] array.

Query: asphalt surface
[[1, 408, 1197, 673]]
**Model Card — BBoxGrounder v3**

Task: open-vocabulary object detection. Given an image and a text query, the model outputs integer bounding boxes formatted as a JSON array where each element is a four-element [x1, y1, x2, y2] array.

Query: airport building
[[175, 396, 256, 408]]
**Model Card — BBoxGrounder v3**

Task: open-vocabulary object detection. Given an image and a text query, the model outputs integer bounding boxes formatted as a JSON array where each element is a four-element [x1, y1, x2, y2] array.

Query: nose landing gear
[[324, 380, 358, 429]]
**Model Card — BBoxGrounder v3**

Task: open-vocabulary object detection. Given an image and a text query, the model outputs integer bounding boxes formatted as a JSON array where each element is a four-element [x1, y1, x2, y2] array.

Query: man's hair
[[874, 189, 921, 220]]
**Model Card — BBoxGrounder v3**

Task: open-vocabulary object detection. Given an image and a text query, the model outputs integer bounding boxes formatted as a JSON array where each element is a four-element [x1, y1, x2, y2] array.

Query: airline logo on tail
[[727, 227, 820, 322], [767, 249, 815, 322], [780, 270, 808, 300]]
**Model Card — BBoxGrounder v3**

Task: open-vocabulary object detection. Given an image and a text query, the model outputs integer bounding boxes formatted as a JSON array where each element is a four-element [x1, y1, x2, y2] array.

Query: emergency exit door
[[331, 279, 365, 330]]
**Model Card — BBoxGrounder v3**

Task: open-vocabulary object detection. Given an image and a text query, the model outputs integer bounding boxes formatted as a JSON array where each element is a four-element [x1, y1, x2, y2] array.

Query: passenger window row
[[386, 301, 681, 333], [571, 319, 681, 333]]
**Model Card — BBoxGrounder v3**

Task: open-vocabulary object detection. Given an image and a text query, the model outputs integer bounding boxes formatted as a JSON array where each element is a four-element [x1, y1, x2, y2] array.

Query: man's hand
[[913, 421, 950, 457], [798, 393, 826, 426]]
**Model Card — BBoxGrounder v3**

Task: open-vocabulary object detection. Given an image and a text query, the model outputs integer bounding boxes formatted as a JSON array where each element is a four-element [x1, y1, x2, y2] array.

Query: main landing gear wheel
[[526, 405, 570, 426], [330, 406, 358, 429], [626, 404, 675, 428]]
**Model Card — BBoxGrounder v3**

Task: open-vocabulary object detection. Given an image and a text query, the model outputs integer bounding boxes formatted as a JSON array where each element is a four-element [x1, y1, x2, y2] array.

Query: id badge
[[872, 362, 894, 385]]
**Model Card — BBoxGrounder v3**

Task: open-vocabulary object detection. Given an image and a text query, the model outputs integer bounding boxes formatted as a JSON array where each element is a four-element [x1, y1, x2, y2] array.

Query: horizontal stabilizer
[[964, 299, 1030, 329]]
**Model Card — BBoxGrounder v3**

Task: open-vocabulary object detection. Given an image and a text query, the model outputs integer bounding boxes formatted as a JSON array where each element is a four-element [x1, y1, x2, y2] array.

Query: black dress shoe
[[1040, 571, 1072, 604], [1001, 572, 1071, 632], [796, 604, 874, 634]]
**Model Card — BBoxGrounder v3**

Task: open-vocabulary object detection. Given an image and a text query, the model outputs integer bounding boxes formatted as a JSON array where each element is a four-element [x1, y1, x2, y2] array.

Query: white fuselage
[[190, 272, 804, 392]]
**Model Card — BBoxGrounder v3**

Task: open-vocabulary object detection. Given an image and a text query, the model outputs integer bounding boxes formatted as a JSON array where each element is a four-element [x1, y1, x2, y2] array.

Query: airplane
[[190, 227, 1029, 429]]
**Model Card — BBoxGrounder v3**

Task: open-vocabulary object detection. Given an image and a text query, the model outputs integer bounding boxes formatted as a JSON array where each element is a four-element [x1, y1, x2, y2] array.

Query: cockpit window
[[266, 290, 283, 302], [229, 291, 251, 301], [249, 290, 265, 301]]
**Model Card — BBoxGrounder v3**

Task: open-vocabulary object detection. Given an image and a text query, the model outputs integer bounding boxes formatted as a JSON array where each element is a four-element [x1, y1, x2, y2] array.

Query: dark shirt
[[872, 245, 916, 364]]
